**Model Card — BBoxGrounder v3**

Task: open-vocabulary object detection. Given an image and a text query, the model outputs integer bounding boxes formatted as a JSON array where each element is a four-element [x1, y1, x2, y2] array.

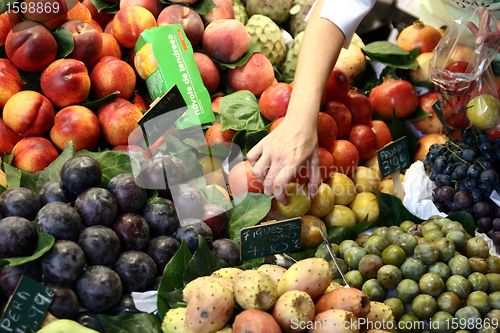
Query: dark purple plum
[[113, 213, 150, 251], [41, 240, 86, 285], [0, 216, 38, 258], [169, 155, 190, 183], [76, 265, 122, 312], [0, 262, 42, 297], [61, 155, 102, 196], [171, 184, 204, 220], [38, 180, 74, 206], [474, 201, 491, 219], [147, 236, 180, 274], [142, 200, 179, 237], [107, 173, 147, 214], [202, 204, 230, 240], [78, 226, 120, 266], [477, 217, 493, 232], [149, 276, 162, 291], [212, 238, 242, 266], [493, 232, 500, 247], [139, 155, 181, 198], [45, 284, 79, 320], [494, 218, 500, 231], [75, 187, 118, 227], [175, 220, 213, 253], [113, 251, 156, 292], [35, 201, 84, 241], [0, 187, 41, 220]]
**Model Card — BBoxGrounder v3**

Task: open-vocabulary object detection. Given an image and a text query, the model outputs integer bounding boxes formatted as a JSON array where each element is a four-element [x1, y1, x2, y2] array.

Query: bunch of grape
[[425, 129, 500, 235]]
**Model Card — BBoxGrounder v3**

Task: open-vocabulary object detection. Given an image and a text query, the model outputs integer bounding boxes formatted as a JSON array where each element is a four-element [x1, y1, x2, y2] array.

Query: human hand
[[246, 117, 321, 206], [467, 6, 500, 47]]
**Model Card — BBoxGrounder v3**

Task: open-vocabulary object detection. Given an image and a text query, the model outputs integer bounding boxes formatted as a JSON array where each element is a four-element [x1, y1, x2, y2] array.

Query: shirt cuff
[[306, 0, 376, 47]]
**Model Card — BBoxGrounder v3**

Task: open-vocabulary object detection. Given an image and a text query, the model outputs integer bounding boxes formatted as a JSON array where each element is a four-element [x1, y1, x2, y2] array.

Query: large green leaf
[[89, 0, 120, 14], [363, 41, 419, 70], [182, 236, 228, 285], [81, 91, 120, 111], [350, 215, 377, 235], [219, 91, 268, 132], [375, 190, 424, 227], [191, 0, 217, 15], [328, 226, 358, 244], [3, 163, 21, 189], [387, 110, 420, 162], [96, 313, 162, 333], [52, 27, 74, 59], [404, 105, 433, 122], [157, 239, 192, 319], [227, 193, 274, 243]]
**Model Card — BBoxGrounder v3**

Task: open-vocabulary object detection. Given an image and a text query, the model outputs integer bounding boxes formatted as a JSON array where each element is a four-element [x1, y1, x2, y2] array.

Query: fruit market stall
[[1, 0, 500, 332]]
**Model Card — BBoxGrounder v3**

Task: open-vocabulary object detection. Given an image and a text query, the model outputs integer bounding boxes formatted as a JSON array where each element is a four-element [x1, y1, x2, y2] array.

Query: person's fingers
[[247, 141, 263, 167], [467, 21, 480, 37], [272, 167, 297, 206], [251, 152, 271, 184], [262, 165, 282, 196], [307, 154, 321, 198]]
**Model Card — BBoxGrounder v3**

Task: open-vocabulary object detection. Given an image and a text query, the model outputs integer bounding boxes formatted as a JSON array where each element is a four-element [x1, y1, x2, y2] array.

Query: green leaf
[[96, 313, 163, 333], [159, 133, 191, 155], [404, 105, 432, 122], [191, 0, 217, 15], [209, 42, 261, 69], [236, 257, 265, 270], [157, 239, 192, 319], [447, 211, 475, 237], [350, 215, 377, 235], [202, 184, 229, 207], [228, 193, 274, 243], [328, 226, 358, 244], [75, 149, 140, 188], [90, 0, 120, 14], [18, 69, 42, 94], [286, 248, 316, 261], [182, 236, 228, 285], [219, 91, 267, 132], [375, 190, 424, 227], [144, 189, 160, 208], [231, 129, 269, 160], [159, 289, 185, 309], [363, 42, 419, 70], [3, 163, 21, 189], [182, 138, 230, 158], [52, 27, 74, 59], [0, 184, 6, 196], [3, 232, 55, 268], [81, 91, 120, 111]]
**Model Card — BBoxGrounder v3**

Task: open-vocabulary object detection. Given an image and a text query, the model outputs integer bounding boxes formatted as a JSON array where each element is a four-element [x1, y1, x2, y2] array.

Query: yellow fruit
[[328, 172, 355, 205], [277, 182, 311, 218], [349, 192, 379, 224], [199, 155, 224, 175], [380, 174, 405, 195], [307, 183, 335, 218], [300, 215, 327, 250], [323, 204, 357, 229], [466, 94, 500, 130], [364, 155, 381, 178], [353, 166, 380, 194], [210, 184, 231, 204]]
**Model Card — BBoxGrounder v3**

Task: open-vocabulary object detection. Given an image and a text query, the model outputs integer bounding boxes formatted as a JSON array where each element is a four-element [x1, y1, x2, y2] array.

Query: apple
[[329, 139, 359, 177], [323, 101, 352, 138], [258, 83, 292, 122], [90, 56, 136, 100], [466, 94, 500, 130], [60, 20, 103, 67], [112, 6, 157, 49], [321, 68, 350, 105], [227, 53, 275, 97], [193, 52, 221, 94], [340, 90, 373, 126], [202, 19, 249, 64], [317, 112, 337, 150], [201, 0, 234, 24], [347, 124, 378, 162], [369, 78, 419, 120], [370, 120, 392, 150], [97, 97, 144, 146]]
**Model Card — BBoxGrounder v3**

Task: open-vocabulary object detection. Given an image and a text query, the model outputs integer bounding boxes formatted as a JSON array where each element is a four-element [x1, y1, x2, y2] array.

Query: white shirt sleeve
[[306, 0, 376, 47]]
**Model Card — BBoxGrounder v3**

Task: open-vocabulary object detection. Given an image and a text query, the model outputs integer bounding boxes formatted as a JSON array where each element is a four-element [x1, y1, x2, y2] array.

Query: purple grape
[[493, 218, 500, 231], [454, 191, 472, 209], [493, 232, 500, 247], [437, 186, 455, 202], [474, 201, 491, 218], [477, 217, 493, 232]]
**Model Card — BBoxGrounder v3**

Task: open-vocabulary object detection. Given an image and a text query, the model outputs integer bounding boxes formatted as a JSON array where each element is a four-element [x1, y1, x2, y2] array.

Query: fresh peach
[[202, 0, 234, 24], [40, 58, 91, 108], [11, 137, 59, 173], [90, 19, 104, 32], [99, 32, 122, 59], [412, 92, 444, 134], [0, 59, 23, 109], [66, 1, 92, 23], [193, 52, 220, 94], [228, 160, 264, 197], [112, 6, 157, 49], [323, 101, 352, 138], [202, 19, 249, 63], [5, 21, 57, 72], [50, 105, 100, 151], [0, 12, 13, 47], [205, 122, 237, 149], [82, 0, 114, 29], [120, 0, 164, 17], [317, 112, 337, 150], [0, 118, 22, 157], [90, 56, 136, 100], [22, 0, 68, 30], [157, 4, 204, 47], [104, 19, 114, 34], [258, 82, 292, 122], [97, 97, 144, 146], [132, 93, 148, 111], [269, 116, 285, 132], [61, 20, 103, 67], [3, 91, 54, 137], [370, 120, 392, 150], [211, 95, 223, 113], [330, 139, 359, 177], [227, 53, 275, 97]]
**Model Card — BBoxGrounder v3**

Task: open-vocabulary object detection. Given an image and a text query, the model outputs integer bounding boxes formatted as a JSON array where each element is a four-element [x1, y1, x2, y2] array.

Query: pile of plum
[[0, 154, 238, 327]]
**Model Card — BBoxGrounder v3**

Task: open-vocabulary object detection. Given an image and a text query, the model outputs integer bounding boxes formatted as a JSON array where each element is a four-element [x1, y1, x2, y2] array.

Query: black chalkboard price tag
[[240, 218, 302, 261], [377, 136, 412, 179], [137, 84, 188, 146], [0, 276, 56, 333]]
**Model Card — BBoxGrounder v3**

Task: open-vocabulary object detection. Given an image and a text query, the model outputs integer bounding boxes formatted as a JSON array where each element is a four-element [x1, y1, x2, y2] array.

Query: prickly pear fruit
[[308, 309, 359, 333], [183, 276, 233, 303], [315, 287, 371, 318], [278, 258, 333, 300], [161, 307, 186, 333], [232, 309, 282, 333], [38, 319, 100, 333], [272, 290, 315, 333], [362, 301, 396, 332], [233, 270, 278, 311], [257, 264, 287, 285], [324, 282, 344, 294], [185, 279, 234, 333], [212, 267, 242, 283]]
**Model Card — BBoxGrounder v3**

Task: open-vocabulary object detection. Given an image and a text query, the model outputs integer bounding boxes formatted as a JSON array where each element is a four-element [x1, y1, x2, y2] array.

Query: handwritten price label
[[377, 137, 411, 179]]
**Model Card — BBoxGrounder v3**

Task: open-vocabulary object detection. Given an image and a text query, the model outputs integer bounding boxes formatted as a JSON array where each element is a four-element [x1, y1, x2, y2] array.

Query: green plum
[[468, 272, 489, 292], [401, 258, 426, 281], [437, 291, 461, 315], [419, 272, 445, 298], [411, 294, 438, 320], [466, 290, 491, 316], [427, 262, 451, 282], [414, 241, 440, 265], [397, 278, 420, 303], [446, 275, 472, 299], [381, 244, 407, 266], [377, 264, 402, 290], [365, 235, 389, 256], [362, 278, 387, 302]]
